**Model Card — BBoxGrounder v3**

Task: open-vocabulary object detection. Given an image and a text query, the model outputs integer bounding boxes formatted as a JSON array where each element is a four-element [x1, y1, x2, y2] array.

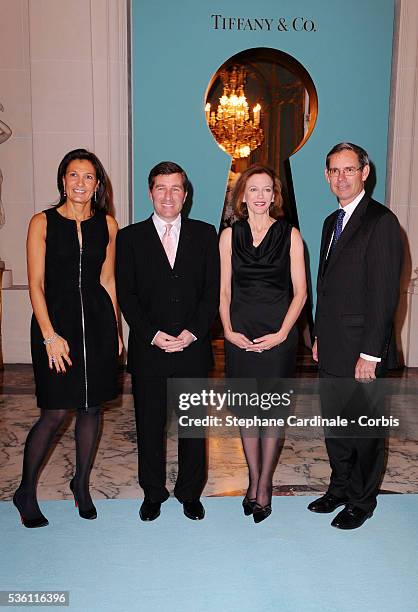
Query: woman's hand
[[246, 329, 288, 352], [45, 334, 72, 373], [225, 330, 254, 350]]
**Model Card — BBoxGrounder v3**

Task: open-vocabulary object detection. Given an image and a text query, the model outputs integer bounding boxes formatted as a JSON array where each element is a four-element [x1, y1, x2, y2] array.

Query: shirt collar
[[339, 190, 365, 217], [152, 212, 182, 233]]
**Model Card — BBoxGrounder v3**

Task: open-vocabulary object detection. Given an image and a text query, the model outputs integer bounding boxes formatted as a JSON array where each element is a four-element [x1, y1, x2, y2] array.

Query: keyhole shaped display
[[204, 48, 318, 230]]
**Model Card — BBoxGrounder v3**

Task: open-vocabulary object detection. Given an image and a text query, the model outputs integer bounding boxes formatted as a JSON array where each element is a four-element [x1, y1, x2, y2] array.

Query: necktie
[[162, 223, 175, 267], [329, 209, 346, 255]]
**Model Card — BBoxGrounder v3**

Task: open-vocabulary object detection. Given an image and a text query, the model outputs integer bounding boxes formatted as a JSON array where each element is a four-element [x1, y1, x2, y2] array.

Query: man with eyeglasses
[[308, 142, 403, 529]]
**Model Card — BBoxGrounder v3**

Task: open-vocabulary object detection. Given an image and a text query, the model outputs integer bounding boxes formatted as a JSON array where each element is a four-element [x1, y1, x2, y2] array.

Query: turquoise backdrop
[[131, 0, 395, 297]]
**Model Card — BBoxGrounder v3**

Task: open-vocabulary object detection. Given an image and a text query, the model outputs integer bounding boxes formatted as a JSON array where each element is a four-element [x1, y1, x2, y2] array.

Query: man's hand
[[312, 338, 318, 362], [355, 357, 377, 381], [175, 329, 196, 350], [153, 331, 184, 352]]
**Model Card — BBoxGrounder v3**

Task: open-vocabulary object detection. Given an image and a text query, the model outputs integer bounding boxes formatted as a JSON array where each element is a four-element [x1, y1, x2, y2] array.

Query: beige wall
[[388, 0, 418, 366], [0, 0, 33, 286], [1, 0, 129, 362], [1, 0, 418, 364]]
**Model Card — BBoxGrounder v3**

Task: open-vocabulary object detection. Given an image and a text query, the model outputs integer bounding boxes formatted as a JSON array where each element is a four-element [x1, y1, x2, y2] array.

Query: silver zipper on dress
[[78, 246, 89, 410]]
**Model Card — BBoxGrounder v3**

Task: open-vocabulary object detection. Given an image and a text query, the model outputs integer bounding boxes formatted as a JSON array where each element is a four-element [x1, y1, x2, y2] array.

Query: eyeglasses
[[327, 166, 362, 177]]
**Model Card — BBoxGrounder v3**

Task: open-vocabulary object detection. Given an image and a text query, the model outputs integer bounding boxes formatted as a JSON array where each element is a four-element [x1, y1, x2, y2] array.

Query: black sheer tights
[[14, 406, 101, 520], [73, 406, 101, 511], [241, 428, 283, 507]]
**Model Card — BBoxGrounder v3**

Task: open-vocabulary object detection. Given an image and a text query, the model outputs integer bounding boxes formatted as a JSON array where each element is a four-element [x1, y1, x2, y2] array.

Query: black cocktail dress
[[225, 219, 297, 379], [31, 207, 118, 410]]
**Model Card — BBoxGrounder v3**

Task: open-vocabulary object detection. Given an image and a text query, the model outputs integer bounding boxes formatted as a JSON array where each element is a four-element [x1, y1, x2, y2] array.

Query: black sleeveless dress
[[30, 208, 118, 410], [225, 219, 297, 378]]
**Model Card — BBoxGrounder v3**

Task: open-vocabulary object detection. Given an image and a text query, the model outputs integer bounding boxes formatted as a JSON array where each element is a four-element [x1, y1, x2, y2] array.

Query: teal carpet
[[1, 495, 417, 612]]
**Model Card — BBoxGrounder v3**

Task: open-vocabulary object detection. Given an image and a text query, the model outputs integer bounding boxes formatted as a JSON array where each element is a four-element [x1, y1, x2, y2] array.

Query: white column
[[1, 0, 130, 362], [387, 0, 418, 366], [91, 0, 130, 228]]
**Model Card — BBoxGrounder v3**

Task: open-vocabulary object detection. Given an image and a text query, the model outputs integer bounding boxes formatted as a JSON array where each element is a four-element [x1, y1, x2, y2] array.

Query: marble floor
[[1, 343, 418, 502]]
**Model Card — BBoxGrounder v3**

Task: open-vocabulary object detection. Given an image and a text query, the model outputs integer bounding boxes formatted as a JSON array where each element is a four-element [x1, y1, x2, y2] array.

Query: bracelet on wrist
[[43, 333, 57, 345]]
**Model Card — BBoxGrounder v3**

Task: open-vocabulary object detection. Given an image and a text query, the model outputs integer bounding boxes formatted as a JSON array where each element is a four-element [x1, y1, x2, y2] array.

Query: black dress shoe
[[242, 497, 257, 516], [307, 493, 348, 514], [253, 503, 272, 524], [331, 504, 373, 530], [69, 479, 97, 520], [183, 500, 205, 520], [139, 499, 161, 522], [13, 491, 49, 529]]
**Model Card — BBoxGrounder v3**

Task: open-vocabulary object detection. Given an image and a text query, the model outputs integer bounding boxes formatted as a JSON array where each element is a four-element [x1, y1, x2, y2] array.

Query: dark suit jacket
[[315, 195, 402, 376], [116, 216, 220, 377]]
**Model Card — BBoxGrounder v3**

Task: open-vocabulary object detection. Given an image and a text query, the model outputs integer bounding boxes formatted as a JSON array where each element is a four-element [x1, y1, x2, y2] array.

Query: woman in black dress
[[13, 149, 121, 528], [219, 164, 307, 522]]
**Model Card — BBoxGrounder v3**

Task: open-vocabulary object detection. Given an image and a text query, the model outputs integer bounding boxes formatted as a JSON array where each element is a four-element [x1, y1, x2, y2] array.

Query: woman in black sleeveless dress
[[220, 164, 307, 522], [13, 149, 121, 528]]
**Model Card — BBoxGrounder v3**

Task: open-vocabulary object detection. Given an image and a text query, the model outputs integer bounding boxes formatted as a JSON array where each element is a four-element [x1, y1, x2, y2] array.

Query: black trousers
[[131, 375, 207, 503], [319, 368, 386, 512]]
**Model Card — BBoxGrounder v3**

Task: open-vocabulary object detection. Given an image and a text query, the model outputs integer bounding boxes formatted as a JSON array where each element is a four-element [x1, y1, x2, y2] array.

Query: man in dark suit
[[309, 142, 402, 529], [116, 161, 220, 521]]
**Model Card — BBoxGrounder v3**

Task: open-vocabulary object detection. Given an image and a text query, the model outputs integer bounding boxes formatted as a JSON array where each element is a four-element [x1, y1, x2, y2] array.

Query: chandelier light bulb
[[206, 65, 263, 159]]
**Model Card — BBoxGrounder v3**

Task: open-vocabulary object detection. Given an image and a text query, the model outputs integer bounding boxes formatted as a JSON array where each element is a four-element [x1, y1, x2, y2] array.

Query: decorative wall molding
[[91, 0, 130, 228], [387, 0, 418, 366], [2, 0, 130, 362]]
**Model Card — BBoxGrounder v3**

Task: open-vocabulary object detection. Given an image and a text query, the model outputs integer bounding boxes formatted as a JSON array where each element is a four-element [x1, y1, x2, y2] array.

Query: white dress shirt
[[325, 190, 380, 363], [150, 213, 181, 346], [326, 190, 365, 258], [152, 212, 181, 257], [150, 213, 196, 345]]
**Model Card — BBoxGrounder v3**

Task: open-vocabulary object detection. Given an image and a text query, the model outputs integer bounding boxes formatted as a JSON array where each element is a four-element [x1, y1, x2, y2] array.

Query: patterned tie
[[329, 208, 346, 254], [162, 223, 175, 268]]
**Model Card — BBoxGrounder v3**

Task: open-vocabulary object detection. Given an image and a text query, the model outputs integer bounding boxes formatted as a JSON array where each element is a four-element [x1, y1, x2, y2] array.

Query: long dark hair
[[56, 148, 113, 214]]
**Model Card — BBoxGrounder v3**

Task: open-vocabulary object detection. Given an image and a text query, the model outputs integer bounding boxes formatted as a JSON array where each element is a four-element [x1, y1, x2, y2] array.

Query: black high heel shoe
[[13, 490, 49, 529], [253, 502, 272, 523], [242, 496, 257, 516], [69, 479, 97, 520]]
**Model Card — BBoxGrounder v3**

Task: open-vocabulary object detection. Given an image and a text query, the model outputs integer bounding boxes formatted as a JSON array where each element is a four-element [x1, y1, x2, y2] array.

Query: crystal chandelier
[[205, 66, 263, 159]]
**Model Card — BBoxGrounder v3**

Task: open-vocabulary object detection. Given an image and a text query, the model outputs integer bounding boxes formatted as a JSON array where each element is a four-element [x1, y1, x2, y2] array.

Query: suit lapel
[[146, 215, 192, 271], [173, 217, 192, 270], [324, 195, 369, 276], [320, 212, 337, 278], [145, 216, 174, 270]]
